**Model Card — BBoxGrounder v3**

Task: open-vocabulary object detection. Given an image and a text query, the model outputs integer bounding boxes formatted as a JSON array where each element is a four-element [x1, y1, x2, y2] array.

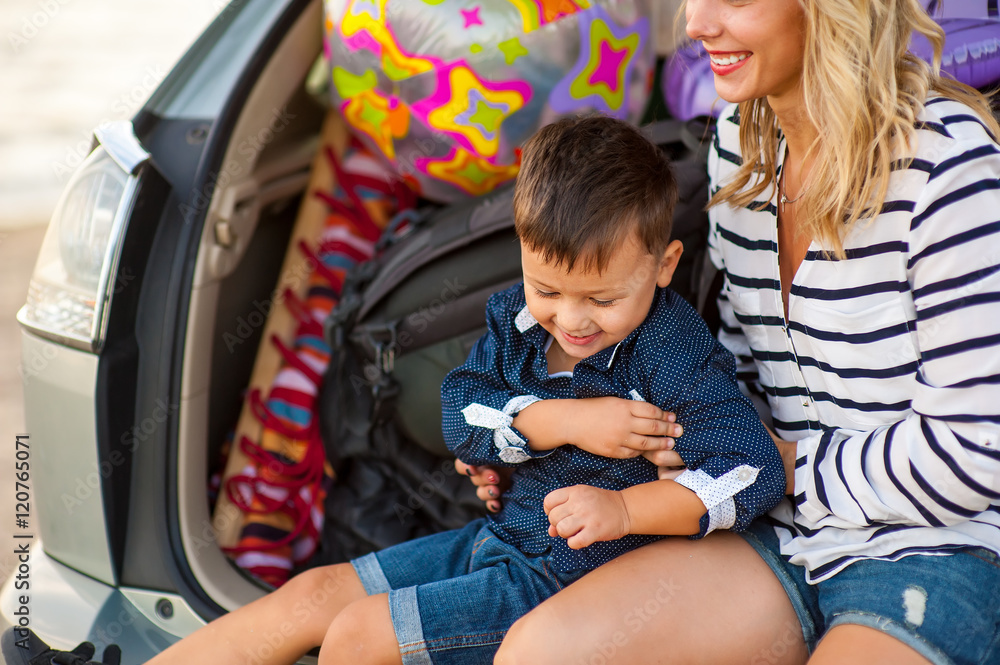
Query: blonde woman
[[484, 0, 1000, 663]]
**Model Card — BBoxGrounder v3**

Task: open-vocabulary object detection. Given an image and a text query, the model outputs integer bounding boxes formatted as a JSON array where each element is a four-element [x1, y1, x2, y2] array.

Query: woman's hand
[[454, 459, 512, 513], [763, 425, 797, 495]]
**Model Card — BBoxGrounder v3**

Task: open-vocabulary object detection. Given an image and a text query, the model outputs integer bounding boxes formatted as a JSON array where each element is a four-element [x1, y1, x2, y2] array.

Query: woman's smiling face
[[685, 0, 807, 106]]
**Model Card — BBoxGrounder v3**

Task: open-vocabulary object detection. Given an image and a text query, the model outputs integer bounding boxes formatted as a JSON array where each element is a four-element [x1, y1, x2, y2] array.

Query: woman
[[480, 0, 1000, 663]]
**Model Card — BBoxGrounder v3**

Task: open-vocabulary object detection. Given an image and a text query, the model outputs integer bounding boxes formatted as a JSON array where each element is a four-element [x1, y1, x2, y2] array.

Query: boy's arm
[[441, 293, 552, 467], [512, 398, 681, 457], [641, 338, 786, 538], [545, 480, 706, 549]]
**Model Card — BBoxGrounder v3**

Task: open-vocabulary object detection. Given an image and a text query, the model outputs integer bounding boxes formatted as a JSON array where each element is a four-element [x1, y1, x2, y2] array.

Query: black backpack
[[311, 118, 716, 566]]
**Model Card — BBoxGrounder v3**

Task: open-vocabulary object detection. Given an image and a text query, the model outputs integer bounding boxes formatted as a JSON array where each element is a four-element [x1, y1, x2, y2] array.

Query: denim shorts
[[351, 518, 582, 665], [740, 518, 1000, 665]]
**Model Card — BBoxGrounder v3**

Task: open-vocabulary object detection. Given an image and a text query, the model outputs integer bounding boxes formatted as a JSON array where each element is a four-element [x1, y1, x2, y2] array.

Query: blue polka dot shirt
[[441, 284, 785, 573]]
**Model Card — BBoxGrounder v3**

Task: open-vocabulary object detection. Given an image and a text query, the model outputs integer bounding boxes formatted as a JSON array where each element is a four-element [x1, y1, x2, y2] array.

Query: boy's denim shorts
[[740, 518, 1000, 665], [350, 517, 583, 665]]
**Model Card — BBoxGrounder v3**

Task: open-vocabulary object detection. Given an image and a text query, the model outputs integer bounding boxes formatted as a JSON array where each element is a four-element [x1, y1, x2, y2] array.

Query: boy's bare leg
[[146, 563, 368, 665], [317, 594, 403, 665], [495, 532, 808, 665]]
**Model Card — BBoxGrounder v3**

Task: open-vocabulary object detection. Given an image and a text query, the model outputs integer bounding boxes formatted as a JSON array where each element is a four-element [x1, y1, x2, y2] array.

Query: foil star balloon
[[325, 0, 656, 202]]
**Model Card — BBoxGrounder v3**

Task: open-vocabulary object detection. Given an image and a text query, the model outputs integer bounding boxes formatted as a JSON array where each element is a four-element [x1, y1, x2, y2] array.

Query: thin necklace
[[779, 166, 807, 213]]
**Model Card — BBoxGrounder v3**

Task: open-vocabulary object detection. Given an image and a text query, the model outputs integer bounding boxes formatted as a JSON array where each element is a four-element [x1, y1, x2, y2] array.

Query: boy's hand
[[544, 485, 631, 549], [567, 397, 682, 459]]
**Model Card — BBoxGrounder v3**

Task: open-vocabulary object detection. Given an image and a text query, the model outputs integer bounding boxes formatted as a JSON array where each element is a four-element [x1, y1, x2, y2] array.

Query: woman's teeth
[[711, 54, 748, 66]]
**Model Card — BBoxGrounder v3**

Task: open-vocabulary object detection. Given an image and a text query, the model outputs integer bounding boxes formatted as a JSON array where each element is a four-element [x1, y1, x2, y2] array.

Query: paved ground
[[0, 0, 221, 588]]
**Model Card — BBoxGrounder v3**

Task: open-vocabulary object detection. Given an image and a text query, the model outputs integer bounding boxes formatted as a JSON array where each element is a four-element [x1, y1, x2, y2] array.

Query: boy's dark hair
[[513, 115, 678, 273]]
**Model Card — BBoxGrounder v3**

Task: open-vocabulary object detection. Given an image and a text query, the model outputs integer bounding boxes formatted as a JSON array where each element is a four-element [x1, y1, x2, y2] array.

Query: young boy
[[5, 116, 783, 665], [343, 115, 785, 664]]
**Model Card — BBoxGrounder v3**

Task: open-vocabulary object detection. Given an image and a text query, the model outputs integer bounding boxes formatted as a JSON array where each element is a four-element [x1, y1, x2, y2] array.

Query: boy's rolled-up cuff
[[675, 466, 759, 535], [461, 395, 549, 464]]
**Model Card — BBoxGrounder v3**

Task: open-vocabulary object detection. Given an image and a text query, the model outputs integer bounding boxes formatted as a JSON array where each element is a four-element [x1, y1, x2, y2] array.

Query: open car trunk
[[175, 0, 330, 613]]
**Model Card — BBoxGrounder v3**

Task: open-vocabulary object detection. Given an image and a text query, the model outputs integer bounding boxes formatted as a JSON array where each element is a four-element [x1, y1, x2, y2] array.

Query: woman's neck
[[769, 93, 820, 181]]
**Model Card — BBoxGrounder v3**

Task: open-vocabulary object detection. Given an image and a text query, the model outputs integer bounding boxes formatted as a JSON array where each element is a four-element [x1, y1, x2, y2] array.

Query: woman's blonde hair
[[709, 0, 1000, 257]]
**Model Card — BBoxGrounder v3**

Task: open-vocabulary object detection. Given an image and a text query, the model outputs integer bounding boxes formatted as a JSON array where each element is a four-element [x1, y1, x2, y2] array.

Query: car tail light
[[17, 122, 148, 352]]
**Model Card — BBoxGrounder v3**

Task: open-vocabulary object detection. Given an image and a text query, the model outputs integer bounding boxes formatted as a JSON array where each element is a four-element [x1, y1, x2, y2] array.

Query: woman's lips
[[561, 330, 601, 346], [708, 52, 751, 76]]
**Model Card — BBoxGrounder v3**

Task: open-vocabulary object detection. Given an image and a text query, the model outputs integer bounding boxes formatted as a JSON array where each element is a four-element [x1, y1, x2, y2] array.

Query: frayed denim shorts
[[351, 517, 583, 665], [740, 518, 1000, 665]]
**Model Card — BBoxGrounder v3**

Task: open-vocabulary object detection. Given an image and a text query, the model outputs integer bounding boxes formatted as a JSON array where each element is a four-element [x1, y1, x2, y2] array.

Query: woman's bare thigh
[[496, 532, 808, 665]]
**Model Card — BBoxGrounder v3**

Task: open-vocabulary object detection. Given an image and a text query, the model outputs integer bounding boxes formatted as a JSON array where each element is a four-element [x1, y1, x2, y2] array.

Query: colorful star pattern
[[461, 6, 483, 28], [461, 90, 507, 138], [339, 0, 439, 80], [586, 38, 629, 90], [332, 67, 378, 98], [508, 0, 589, 33], [413, 63, 531, 158], [326, 0, 652, 202], [549, 6, 648, 118], [417, 147, 520, 196], [340, 90, 409, 160], [498, 37, 529, 65]]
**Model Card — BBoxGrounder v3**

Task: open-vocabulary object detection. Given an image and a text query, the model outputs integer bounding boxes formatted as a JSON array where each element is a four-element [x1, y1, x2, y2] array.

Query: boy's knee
[[280, 565, 340, 602], [290, 562, 361, 596], [320, 595, 399, 665]]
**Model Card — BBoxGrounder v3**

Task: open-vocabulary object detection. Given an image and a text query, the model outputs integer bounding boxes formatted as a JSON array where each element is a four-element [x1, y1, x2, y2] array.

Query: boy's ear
[[656, 240, 684, 288]]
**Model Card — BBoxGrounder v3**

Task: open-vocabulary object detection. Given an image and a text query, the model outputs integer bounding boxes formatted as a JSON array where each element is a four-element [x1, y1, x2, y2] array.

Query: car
[[6, 0, 338, 658]]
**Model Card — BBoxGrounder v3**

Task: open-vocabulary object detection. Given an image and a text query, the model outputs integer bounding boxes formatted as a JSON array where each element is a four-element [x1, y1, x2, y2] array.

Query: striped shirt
[[708, 98, 1000, 583]]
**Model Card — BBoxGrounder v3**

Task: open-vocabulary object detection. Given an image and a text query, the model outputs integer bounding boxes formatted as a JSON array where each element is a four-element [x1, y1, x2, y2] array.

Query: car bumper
[[0, 545, 205, 661]]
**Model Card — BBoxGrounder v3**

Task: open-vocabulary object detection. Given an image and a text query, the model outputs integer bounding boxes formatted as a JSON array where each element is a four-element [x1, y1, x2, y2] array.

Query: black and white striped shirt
[[708, 98, 1000, 583]]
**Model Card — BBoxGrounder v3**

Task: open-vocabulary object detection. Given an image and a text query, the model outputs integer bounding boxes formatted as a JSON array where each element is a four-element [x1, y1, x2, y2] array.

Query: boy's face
[[521, 233, 683, 372]]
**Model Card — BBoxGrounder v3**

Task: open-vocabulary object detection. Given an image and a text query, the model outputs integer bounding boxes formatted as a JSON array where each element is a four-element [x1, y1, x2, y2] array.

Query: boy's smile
[[521, 233, 683, 373]]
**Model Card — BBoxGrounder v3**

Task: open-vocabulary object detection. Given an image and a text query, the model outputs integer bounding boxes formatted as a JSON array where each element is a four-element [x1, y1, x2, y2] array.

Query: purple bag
[[662, 43, 719, 121], [665, 17, 1000, 121], [911, 18, 1000, 89], [924, 0, 998, 19]]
